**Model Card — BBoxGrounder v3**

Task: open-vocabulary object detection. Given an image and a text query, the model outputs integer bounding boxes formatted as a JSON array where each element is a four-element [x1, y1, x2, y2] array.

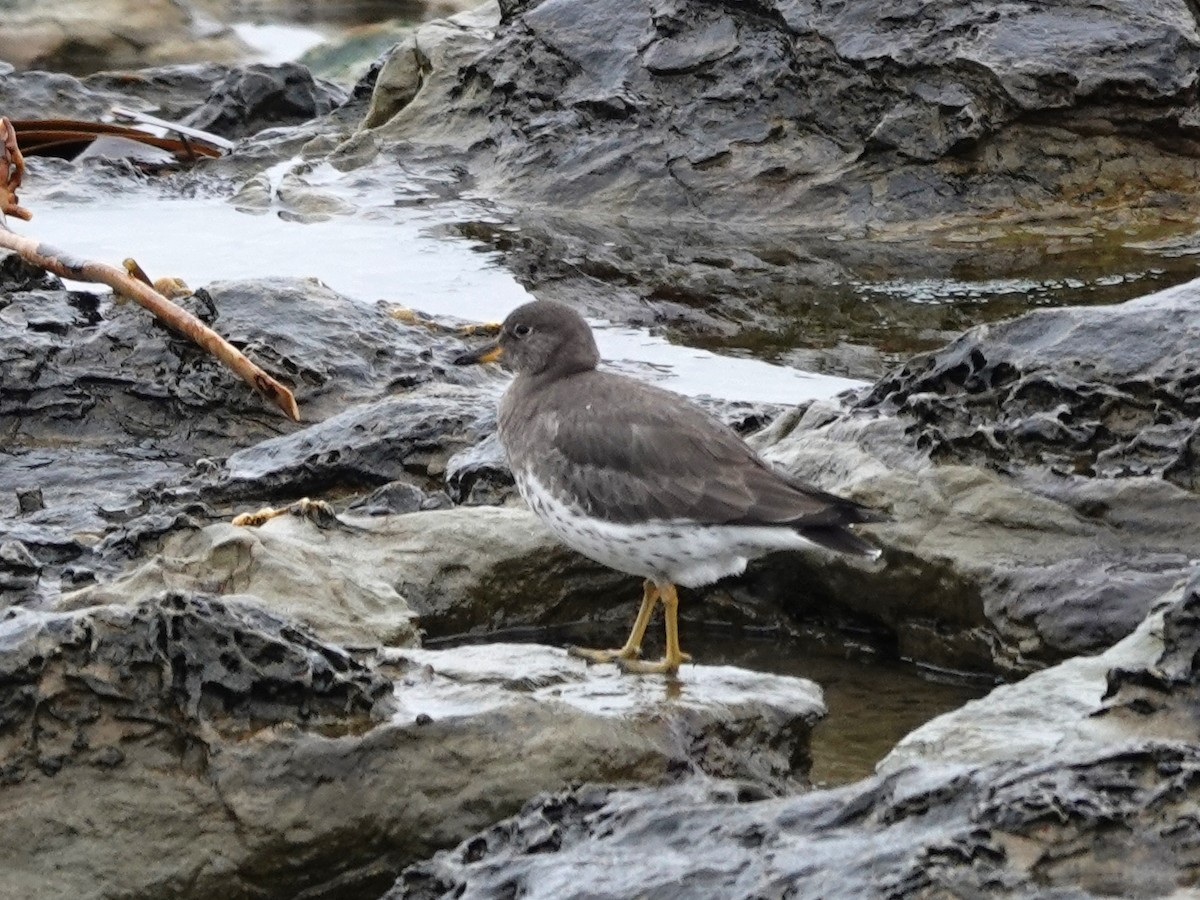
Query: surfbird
[[455, 299, 882, 675]]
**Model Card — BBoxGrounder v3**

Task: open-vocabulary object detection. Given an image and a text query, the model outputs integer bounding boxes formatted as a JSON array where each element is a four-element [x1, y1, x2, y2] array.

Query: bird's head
[[454, 299, 600, 378]]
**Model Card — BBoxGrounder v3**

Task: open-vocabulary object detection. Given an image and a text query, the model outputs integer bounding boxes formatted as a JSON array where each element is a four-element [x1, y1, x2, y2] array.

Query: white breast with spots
[[513, 469, 813, 588]]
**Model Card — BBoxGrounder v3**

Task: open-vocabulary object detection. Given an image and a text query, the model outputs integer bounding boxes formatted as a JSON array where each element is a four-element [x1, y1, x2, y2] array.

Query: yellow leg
[[617, 582, 692, 675], [569, 580, 658, 664]]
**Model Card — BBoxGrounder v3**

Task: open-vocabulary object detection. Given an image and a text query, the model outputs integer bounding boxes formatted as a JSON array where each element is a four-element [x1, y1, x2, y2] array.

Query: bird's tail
[[798, 524, 882, 559]]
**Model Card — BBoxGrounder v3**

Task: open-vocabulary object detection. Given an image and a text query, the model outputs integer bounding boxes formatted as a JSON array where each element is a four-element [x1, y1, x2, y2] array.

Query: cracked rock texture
[[359, 0, 1200, 233], [396, 574, 1200, 899], [744, 276, 1200, 673], [0, 596, 824, 900]]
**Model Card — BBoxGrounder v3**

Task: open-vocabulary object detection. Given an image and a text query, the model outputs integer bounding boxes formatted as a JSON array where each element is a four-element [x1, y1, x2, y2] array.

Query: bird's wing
[[527, 371, 872, 528]]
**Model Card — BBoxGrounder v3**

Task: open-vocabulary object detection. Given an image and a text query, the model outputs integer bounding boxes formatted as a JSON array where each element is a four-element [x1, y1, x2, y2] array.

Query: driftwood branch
[[0, 115, 300, 422]]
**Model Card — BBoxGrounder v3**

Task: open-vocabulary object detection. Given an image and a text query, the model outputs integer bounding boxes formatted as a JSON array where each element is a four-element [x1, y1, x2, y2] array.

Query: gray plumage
[[471, 300, 881, 575], [455, 299, 883, 673]]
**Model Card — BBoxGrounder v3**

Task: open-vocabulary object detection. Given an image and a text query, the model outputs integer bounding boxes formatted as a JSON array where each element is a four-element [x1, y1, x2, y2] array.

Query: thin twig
[[0, 115, 300, 422]]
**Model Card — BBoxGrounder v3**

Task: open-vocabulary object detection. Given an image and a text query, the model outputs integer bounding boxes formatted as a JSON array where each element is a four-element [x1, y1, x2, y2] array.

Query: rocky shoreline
[[3, 0, 1200, 897]]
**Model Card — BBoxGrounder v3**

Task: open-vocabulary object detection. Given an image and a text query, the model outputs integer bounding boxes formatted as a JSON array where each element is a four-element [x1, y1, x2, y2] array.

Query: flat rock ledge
[[0, 593, 823, 900]]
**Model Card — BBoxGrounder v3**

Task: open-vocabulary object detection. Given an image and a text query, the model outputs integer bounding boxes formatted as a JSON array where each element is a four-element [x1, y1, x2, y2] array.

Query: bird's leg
[[617, 582, 691, 675], [569, 580, 658, 664]]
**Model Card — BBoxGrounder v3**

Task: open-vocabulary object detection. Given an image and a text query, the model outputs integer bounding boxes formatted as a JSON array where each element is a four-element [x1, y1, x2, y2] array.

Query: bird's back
[[499, 367, 880, 552]]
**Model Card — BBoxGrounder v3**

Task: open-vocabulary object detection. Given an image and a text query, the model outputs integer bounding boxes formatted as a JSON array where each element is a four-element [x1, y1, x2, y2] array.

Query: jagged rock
[[742, 277, 1200, 673], [210, 383, 498, 503], [0, 595, 824, 900], [860, 277, 1200, 486], [360, 0, 1200, 233], [398, 742, 1200, 900], [0, 275, 491, 607], [396, 574, 1200, 899], [181, 62, 349, 140]]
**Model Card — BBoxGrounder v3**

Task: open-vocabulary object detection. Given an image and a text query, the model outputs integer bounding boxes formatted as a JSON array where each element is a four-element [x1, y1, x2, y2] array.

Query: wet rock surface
[[396, 576, 1200, 900], [2, 11, 1200, 900], [400, 742, 1200, 900], [861, 278, 1200, 486], [0, 270, 490, 607], [742, 276, 1200, 673], [345, 0, 1200, 363], [362, 0, 1200, 229], [0, 594, 824, 900]]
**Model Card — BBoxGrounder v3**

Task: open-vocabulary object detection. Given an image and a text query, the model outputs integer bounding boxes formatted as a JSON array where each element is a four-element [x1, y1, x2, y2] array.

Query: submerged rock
[[0, 594, 824, 900]]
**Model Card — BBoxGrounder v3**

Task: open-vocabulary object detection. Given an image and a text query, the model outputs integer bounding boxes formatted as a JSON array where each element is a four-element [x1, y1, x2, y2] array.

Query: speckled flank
[[515, 468, 811, 587]]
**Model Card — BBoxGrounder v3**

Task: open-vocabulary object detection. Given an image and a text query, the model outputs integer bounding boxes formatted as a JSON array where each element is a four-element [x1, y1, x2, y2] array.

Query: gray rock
[[399, 742, 1200, 900], [396, 575, 1200, 900], [744, 277, 1200, 673], [0, 275, 491, 606], [445, 430, 514, 505], [59, 507, 631, 647], [212, 383, 497, 502], [182, 62, 350, 141], [360, 0, 1200, 231], [860, 275, 1200, 486], [344, 0, 1200, 361], [0, 594, 824, 900]]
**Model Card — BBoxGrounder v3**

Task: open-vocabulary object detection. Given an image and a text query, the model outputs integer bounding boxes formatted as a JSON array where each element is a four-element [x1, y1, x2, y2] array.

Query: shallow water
[[701, 635, 991, 786], [23, 196, 866, 404], [431, 627, 990, 785]]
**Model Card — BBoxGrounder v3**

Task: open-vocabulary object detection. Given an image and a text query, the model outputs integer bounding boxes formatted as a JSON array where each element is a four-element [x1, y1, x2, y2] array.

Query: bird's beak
[[454, 341, 503, 366]]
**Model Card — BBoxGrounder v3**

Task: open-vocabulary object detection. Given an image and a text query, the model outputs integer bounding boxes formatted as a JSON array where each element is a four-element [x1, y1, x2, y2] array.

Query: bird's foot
[[568, 645, 641, 665], [232, 497, 340, 529], [614, 651, 692, 676]]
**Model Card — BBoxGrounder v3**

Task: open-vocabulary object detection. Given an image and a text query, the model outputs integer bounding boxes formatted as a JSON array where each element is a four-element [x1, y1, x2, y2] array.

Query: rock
[[0, 69, 120, 121], [59, 507, 635, 646], [383, 642, 826, 793], [181, 62, 349, 141], [445, 431, 514, 505], [0, 275, 491, 606], [396, 575, 1200, 899], [84, 62, 261, 122], [741, 276, 1200, 673], [344, 0, 1200, 364], [400, 743, 1200, 899], [878, 575, 1193, 773], [0, 0, 251, 75], [360, 0, 1200, 233], [210, 383, 498, 503], [859, 276, 1200, 486], [347, 480, 444, 516], [59, 519, 422, 648], [0, 277, 472, 452], [0, 593, 824, 900]]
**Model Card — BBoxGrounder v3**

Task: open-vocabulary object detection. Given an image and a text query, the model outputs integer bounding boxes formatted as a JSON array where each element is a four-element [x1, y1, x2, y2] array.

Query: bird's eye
[[512, 324, 532, 338]]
